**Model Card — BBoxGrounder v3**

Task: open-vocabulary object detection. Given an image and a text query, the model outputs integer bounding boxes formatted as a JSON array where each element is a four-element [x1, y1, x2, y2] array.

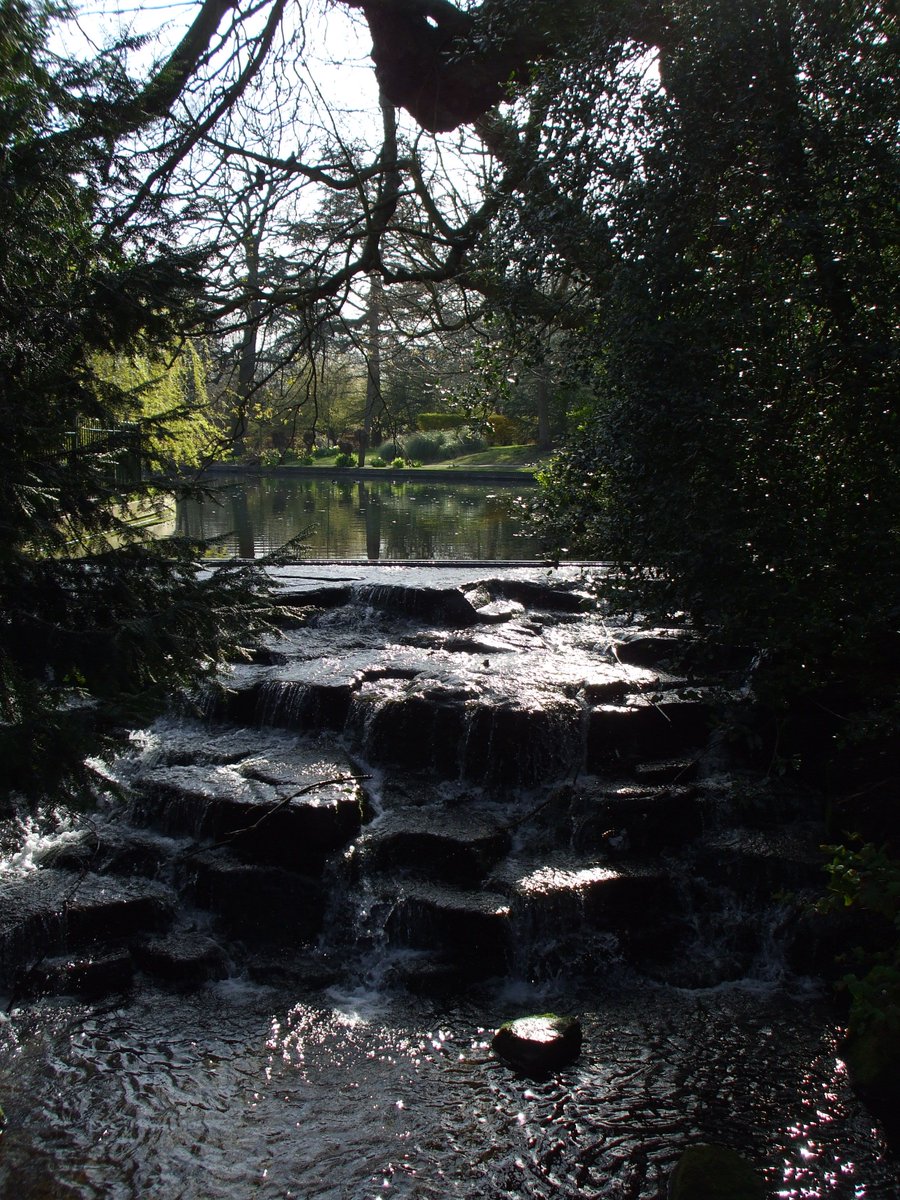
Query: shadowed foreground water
[[0, 973, 894, 1199]]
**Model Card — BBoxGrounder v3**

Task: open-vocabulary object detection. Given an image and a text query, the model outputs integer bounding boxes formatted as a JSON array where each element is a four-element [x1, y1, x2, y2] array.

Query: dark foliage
[[0, 0, 272, 804], [536, 0, 898, 719]]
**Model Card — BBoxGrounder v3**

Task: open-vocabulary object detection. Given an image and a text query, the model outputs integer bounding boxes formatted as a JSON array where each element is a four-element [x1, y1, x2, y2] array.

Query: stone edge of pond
[[199, 464, 540, 484]]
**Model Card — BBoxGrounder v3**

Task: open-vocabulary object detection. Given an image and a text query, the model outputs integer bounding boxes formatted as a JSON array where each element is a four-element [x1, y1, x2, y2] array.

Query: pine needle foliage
[[0, 0, 274, 805]]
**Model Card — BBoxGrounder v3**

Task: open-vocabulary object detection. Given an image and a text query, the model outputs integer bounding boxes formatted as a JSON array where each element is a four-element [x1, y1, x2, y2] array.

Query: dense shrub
[[401, 431, 445, 462], [486, 413, 522, 446], [417, 412, 469, 431]]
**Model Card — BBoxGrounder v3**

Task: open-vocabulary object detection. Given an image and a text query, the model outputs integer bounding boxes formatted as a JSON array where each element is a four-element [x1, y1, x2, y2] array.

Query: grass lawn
[[430, 445, 552, 471]]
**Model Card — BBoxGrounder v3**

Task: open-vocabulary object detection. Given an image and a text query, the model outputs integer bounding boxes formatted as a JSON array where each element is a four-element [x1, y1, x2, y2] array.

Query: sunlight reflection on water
[[0, 979, 896, 1199]]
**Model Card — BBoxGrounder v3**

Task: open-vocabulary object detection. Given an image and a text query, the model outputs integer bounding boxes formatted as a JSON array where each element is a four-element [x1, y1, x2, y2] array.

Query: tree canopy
[[1, 0, 896, 800]]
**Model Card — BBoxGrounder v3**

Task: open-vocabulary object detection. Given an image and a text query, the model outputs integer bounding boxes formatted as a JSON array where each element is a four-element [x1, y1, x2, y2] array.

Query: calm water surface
[[177, 476, 541, 560]]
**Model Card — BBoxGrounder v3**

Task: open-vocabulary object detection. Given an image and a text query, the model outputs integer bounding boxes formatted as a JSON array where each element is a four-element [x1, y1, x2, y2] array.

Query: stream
[[0, 564, 896, 1198]]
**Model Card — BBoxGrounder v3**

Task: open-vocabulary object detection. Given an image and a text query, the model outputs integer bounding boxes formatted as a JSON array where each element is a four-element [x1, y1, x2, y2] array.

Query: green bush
[[333, 452, 354, 468], [402, 432, 446, 463], [486, 413, 522, 446], [418, 412, 469, 431], [370, 455, 387, 467], [441, 428, 488, 458]]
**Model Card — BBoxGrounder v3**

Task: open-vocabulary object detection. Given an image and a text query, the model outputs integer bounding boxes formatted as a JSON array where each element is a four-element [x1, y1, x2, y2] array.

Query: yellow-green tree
[[94, 341, 218, 470]]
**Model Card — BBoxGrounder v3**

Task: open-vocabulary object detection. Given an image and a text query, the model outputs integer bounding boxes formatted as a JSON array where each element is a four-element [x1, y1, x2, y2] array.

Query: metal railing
[[62, 421, 143, 487]]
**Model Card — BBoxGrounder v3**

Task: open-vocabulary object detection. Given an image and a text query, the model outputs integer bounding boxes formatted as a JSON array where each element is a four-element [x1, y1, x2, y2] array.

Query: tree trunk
[[360, 271, 383, 468]]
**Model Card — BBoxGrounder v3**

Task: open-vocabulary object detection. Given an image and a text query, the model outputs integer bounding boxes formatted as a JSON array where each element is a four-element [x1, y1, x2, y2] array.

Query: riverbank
[[199, 442, 551, 484], [203, 463, 541, 484]]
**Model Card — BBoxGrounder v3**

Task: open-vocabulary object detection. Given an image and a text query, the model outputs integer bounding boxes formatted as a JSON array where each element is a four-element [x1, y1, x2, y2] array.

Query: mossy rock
[[491, 1014, 582, 1076], [669, 1144, 767, 1200]]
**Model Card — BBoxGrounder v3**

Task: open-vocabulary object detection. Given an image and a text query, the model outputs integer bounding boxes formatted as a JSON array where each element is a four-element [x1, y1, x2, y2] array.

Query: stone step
[[355, 806, 511, 884], [216, 677, 356, 731], [561, 779, 703, 855], [492, 854, 678, 932], [354, 582, 480, 627], [633, 758, 700, 785], [16, 949, 135, 1000], [470, 578, 591, 613], [691, 825, 826, 895], [0, 870, 176, 988], [133, 930, 230, 986], [34, 825, 185, 881], [584, 694, 715, 769], [382, 878, 511, 971], [350, 687, 583, 786], [187, 849, 326, 943], [130, 737, 364, 871]]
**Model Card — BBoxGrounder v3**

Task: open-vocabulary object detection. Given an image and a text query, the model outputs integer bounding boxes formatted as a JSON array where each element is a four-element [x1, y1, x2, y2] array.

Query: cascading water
[[1, 563, 897, 1198]]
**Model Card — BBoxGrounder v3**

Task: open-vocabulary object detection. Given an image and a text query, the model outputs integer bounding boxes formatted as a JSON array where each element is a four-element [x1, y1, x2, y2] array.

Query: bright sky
[[63, 0, 381, 122]]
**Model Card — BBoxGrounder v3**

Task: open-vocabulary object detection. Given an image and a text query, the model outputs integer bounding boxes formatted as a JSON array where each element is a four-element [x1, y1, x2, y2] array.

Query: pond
[[176, 475, 542, 561]]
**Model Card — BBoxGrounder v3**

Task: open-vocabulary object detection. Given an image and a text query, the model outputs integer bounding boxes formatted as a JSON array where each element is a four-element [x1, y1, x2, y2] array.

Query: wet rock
[[668, 1143, 767, 1200], [500, 856, 677, 934], [481, 579, 591, 612], [132, 740, 364, 871], [567, 781, 702, 854], [468, 600, 523, 624], [35, 826, 179, 880], [275, 585, 353, 610], [352, 688, 469, 776], [244, 949, 342, 989], [385, 879, 511, 970], [460, 699, 583, 786], [388, 953, 472, 996], [358, 808, 510, 884], [134, 932, 229, 986], [241, 645, 290, 666], [585, 696, 713, 770], [212, 677, 355, 731], [581, 679, 632, 704], [0, 870, 175, 986], [401, 632, 517, 656], [17, 949, 135, 999], [693, 827, 825, 896], [354, 583, 479, 627], [614, 631, 691, 668], [189, 850, 326, 943], [492, 1014, 583, 1076], [634, 758, 699, 785]]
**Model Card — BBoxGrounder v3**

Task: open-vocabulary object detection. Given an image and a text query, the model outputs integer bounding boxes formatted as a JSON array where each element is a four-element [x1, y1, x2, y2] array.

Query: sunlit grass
[[268, 445, 550, 472]]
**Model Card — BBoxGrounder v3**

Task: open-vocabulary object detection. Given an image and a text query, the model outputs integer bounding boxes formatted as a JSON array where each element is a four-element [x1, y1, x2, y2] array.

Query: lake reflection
[[176, 474, 542, 560]]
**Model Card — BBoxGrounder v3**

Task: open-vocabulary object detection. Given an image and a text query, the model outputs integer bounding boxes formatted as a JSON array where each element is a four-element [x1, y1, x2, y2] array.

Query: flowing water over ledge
[[0, 564, 897, 1197]]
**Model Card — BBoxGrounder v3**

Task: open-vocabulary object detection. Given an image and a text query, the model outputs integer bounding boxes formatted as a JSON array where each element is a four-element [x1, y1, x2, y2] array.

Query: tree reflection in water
[[177, 476, 542, 561]]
